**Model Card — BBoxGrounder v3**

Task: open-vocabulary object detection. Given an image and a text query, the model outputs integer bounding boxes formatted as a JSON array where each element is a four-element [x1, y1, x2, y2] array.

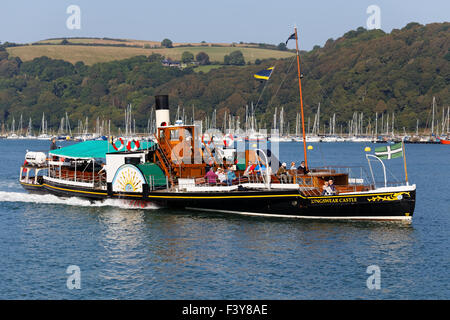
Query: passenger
[[328, 179, 337, 195], [98, 163, 107, 182], [243, 161, 256, 177], [290, 162, 296, 171], [254, 163, 266, 175], [217, 168, 227, 183], [205, 168, 218, 185], [299, 161, 310, 175], [99, 163, 107, 174], [50, 137, 58, 151], [287, 161, 297, 183], [322, 181, 332, 196], [254, 163, 267, 182], [277, 162, 289, 183], [226, 168, 236, 186]]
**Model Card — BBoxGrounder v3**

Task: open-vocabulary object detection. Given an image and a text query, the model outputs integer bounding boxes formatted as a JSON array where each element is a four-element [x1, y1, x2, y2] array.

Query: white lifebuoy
[[202, 133, 212, 146], [126, 140, 141, 152], [223, 134, 234, 147], [112, 137, 125, 151]]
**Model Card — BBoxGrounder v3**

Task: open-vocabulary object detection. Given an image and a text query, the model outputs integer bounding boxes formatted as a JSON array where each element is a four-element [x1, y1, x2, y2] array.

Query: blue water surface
[[0, 139, 448, 299]]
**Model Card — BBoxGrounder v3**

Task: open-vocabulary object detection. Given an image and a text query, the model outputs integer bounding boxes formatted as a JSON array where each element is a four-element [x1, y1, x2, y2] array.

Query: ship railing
[[157, 139, 178, 184], [48, 166, 107, 188], [312, 165, 374, 189], [192, 172, 316, 190], [372, 180, 409, 189]]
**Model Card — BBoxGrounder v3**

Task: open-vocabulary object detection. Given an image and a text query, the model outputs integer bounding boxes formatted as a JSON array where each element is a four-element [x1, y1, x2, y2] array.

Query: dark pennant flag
[[285, 33, 296, 45]]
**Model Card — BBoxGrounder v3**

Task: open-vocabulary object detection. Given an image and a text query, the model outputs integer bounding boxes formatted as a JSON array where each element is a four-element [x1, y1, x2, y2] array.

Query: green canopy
[[49, 140, 155, 159]]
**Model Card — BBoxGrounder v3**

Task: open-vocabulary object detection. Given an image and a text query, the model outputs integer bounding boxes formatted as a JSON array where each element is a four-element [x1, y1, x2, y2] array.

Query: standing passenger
[[328, 179, 337, 195], [50, 137, 58, 151], [321, 181, 331, 196]]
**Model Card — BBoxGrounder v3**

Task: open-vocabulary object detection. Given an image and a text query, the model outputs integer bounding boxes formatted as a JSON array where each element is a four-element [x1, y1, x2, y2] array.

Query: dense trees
[[277, 43, 287, 51], [224, 50, 245, 65], [181, 51, 194, 63], [196, 52, 210, 65], [0, 22, 448, 134], [161, 38, 173, 48]]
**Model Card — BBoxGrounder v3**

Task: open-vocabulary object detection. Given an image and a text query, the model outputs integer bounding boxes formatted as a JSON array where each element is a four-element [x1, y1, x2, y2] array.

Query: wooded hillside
[[0, 22, 448, 133]]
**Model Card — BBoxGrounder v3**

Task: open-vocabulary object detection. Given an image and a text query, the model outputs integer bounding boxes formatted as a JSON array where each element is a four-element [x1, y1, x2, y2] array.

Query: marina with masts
[[1, 85, 448, 145]]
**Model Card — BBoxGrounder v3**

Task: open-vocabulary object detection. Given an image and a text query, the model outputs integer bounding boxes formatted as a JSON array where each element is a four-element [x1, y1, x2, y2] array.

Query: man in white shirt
[[217, 168, 227, 183]]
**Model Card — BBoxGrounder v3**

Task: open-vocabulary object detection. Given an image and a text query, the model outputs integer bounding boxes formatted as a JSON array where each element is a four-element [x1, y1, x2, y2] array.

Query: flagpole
[[294, 27, 308, 169], [402, 139, 409, 185]]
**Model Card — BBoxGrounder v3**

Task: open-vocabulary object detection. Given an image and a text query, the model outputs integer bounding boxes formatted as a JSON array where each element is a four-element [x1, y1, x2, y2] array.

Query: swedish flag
[[253, 67, 274, 81]]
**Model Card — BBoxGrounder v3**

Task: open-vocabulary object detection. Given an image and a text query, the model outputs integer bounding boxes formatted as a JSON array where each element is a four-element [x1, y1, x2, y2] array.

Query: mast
[[294, 27, 308, 168], [431, 97, 435, 136], [375, 112, 378, 137]]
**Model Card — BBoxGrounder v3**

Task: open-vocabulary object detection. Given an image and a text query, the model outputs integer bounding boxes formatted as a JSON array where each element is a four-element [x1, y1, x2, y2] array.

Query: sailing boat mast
[[294, 27, 308, 168]]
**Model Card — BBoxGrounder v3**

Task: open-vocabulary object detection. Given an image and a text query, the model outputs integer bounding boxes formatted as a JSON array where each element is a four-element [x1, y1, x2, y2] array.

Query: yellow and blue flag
[[253, 66, 274, 81]]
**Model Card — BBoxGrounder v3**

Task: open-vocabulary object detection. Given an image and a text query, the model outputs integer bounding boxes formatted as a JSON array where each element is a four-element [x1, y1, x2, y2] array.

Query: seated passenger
[[299, 161, 310, 175], [254, 163, 266, 175], [290, 162, 297, 171], [217, 168, 227, 183], [243, 161, 256, 177], [226, 168, 236, 186], [204, 168, 218, 185], [277, 163, 289, 183]]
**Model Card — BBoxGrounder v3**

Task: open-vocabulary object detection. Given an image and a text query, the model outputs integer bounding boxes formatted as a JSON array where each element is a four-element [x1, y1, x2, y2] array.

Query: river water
[[0, 139, 448, 299]]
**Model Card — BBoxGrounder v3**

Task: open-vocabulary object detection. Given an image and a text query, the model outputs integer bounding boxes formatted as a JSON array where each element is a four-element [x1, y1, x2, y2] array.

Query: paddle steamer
[[18, 28, 416, 222]]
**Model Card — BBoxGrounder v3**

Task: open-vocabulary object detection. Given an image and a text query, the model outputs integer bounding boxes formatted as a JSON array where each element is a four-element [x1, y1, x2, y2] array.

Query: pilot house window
[[170, 130, 180, 141]]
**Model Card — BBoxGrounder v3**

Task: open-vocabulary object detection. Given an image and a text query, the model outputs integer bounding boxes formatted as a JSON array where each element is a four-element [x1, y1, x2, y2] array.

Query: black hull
[[20, 182, 47, 195], [25, 180, 416, 221]]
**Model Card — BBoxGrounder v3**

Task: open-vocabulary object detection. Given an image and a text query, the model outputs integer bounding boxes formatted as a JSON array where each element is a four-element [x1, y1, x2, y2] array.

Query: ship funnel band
[[155, 95, 170, 127], [155, 95, 169, 110]]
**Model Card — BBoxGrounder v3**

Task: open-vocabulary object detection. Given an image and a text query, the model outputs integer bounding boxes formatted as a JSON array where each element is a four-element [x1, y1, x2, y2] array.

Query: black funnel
[[155, 95, 169, 110]]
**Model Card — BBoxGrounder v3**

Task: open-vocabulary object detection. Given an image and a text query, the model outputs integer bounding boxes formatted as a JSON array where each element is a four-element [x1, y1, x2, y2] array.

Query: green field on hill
[[7, 44, 294, 65]]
